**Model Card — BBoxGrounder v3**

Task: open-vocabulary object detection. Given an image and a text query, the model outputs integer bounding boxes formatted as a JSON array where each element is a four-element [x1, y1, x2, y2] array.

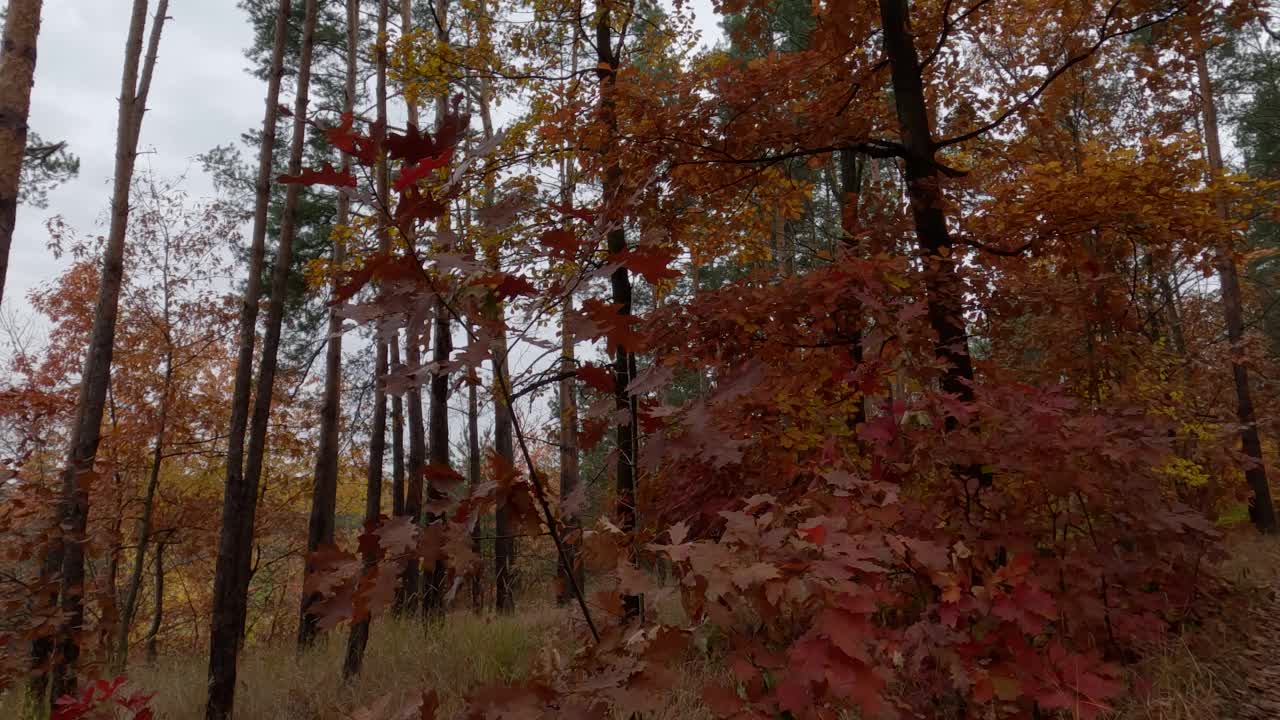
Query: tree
[[0, 0, 43, 307], [1192, 10, 1277, 532], [42, 0, 169, 707], [298, 0, 359, 651], [342, 0, 389, 679], [207, 0, 316, 716]]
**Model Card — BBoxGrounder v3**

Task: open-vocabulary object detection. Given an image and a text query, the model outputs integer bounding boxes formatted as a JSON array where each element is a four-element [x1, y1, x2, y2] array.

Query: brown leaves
[[277, 162, 357, 188]]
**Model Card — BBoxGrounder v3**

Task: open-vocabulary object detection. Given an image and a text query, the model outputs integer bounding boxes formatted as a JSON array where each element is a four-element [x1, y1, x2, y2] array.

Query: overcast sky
[[6, 1, 262, 316], [4, 0, 722, 322]]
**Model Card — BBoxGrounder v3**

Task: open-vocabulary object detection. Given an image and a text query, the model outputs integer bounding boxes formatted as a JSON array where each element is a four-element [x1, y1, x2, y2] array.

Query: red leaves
[[393, 148, 453, 192], [325, 112, 377, 165], [608, 245, 681, 284], [577, 363, 616, 393], [277, 162, 356, 188], [54, 677, 154, 720], [540, 228, 580, 259], [568, 299, 642, 353]]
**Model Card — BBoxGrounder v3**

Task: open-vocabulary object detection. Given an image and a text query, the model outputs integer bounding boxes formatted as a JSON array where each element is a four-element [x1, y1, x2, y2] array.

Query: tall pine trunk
[[0, 0, 42, 306], [299, 0, 358, 648], [595, 1, 641, 623], [476, 60, 516, 613], [467, 361, 484, 611], [423, 0, 454, 616], [343, 0, 391, 679], [557, 72, 582, 603], [47, 0, 167, 706], [1194, 27, 1278, 533], [396, 0, 427, 614], [207, 1, 317, 716]]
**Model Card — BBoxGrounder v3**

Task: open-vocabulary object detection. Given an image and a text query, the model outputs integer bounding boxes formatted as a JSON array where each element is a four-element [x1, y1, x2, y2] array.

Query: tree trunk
[[422, 0, 453, 616], [557, 296, 583, 605], [467, 362, 483, 612], [0, 0, 43, 307], [298, 0, 358, 648], [207, 1, 315, 716], [343, 0, 390, 680], [1195, 30, 1278, 533], [395, 0, 427, 615], [476, 65, 517, 614], [838, 149, 867, 427], [595, 1, 641, 624], [877, 0, 976, 406], [144, 540, 165, 664], [48, 0, 167, 706], [113, 347, 173, 670], [391, 336, 406, 521]]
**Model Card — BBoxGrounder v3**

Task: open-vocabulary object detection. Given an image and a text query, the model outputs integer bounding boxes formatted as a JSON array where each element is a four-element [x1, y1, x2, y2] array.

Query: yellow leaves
[[1161, 457, 1210, 488]]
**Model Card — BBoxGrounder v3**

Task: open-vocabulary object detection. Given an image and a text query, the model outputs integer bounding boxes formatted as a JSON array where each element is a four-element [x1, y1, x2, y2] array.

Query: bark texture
[[0, 0, 43, 307]]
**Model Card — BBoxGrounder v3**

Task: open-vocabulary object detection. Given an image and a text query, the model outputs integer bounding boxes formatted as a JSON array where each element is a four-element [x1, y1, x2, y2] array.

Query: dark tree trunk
[[395, 0, 426, 615], [298, 0, 358, 648], [596, 2, 641, 624], [877, 0, 976, 407], [48, 0, 167, 706], [207, 1, 316, 717], [343, 0, 390, 679], [1195, 31, 1278, 533], [838, 149, 867, 427], [467, 363, 483, 612], [0, 0, 43, 307], [423, 0, 453, 615], [474, 41, 516, 614]]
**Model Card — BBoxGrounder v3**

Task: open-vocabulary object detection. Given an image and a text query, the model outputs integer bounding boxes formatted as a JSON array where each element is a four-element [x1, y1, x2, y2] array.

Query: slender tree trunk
[[343, 0, 390, 679], [391, 336, 406, 520], [595, 1, 641, 623], [144, 540, 165, 664], [48, 1, 167, 705], [423, 0, 454, 616], [877, 0, 976, 407], [838, 149, 867, 427], [0, 0, 42, 307], [557, 296, 583, 605], [112, 348, 173, 670], [396, 0, 427, 615], [299, 0, 358, 648], [467, 362, 483, 612], [207, 1, 315, 716], [476, 64, 516, 614], [1195, 31, 1278, 533], [557, 81, 582, 604]]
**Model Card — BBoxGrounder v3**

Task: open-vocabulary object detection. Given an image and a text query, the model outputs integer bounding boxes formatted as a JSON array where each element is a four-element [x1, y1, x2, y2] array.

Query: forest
[[2, 0, 1280, 717]]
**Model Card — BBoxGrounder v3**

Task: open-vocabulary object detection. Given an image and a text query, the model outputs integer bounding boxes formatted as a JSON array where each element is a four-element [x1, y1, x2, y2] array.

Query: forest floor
[[1118, 529, 1280, 720], [2, 533, 1279, 719]]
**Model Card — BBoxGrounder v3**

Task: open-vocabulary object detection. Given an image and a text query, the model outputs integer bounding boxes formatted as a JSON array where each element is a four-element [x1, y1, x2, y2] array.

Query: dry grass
[[8, 533, 1278, 719], [1115, 530, 1280, 720]]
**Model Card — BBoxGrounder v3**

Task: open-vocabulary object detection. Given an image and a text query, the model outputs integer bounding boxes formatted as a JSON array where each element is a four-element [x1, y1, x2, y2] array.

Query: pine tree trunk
[[423, 0, 454, 616], [396, 0, 427, 615], [838, 149, 867, 427], [595, 2, 641, 624], [299, 0, 357, 647], [0, 0, 42, 307], [557, 83, 582, 604], [467, 362, 484, 612], [476, 67, 517, 614], [1195, 30, 1278, 533], [48, 1, 167, 706], [343, 0, 391, 679], [207, 1, 315, 716], [144, 540, 165, 664]]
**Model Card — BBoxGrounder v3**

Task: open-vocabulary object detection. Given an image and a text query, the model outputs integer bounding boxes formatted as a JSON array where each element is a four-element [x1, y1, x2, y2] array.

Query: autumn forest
[[2, 0, 1280, 717]]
